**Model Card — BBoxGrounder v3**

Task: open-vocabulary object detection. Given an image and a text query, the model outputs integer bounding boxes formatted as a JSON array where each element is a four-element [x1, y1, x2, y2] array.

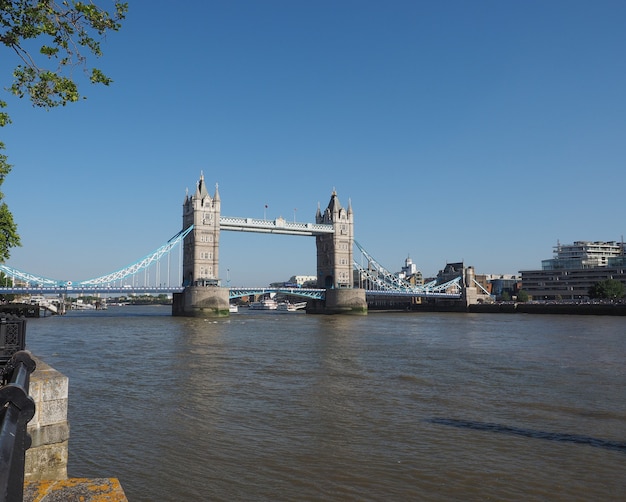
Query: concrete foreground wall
[[25, 357, 69, 481]]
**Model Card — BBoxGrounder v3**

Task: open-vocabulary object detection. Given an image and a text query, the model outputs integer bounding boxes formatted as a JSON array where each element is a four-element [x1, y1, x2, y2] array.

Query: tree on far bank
[[588, 279, 625, 299], [0, 270, 14, 301], [0, 1, 128, 261], [516, 289, 529, 302]]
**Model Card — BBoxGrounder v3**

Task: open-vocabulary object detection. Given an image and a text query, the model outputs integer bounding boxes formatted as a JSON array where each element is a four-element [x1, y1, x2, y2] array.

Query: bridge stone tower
[[182, 173, 221, 287], [316, 190, 354, 288], [310, 191, 367, 314], [173, 173, 229, 317]]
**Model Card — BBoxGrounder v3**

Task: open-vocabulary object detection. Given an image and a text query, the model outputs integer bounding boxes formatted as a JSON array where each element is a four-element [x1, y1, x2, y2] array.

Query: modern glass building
[[520, 241, 626, 300]]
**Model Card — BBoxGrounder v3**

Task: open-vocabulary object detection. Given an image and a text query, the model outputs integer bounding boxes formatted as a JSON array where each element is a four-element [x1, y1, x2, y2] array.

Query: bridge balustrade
[[0, 351, 36, 502], [219, 216, 334, 235]]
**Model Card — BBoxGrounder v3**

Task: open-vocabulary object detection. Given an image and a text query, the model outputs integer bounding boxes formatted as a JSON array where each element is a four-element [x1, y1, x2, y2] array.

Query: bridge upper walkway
[[219, 217, 334, 236]]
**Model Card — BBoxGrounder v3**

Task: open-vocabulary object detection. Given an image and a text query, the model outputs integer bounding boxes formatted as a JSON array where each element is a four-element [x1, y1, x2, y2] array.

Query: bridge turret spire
[[196, 172, 209, 200], [214, 182, 220, 202], [325, 190, 342, 219]]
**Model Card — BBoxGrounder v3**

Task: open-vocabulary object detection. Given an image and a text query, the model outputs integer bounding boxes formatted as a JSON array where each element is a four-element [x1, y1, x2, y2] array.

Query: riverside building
[[398, 256, 424, 286], [520, 240, 626, 300]]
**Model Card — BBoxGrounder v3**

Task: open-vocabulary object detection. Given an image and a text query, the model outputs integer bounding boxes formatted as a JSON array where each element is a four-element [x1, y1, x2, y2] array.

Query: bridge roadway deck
[[0, 286, 461, 299], [0, 286, 183, 295]]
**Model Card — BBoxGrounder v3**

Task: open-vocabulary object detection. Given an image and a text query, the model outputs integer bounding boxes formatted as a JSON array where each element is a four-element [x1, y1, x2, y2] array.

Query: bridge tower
[[310, 191, 367, 314], [315, 190, 354, 288], [173, 173, 229, 317], [182, 173, 221, 287]]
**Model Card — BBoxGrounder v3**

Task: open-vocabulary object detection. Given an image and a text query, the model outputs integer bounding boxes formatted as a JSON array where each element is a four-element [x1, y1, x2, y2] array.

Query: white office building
[[520, 240, 626, 300]]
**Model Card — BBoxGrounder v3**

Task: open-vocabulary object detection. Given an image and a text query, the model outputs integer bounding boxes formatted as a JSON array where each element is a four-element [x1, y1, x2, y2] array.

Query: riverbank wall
[[395, 302, 626, 315], [25, 357, 69, 481], [470, 302, 626, 315], [0, 303, 40, 317]]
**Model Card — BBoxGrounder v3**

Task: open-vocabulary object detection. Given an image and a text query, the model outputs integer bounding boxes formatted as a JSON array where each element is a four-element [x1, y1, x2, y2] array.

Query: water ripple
[[427, 417, 626, 453]]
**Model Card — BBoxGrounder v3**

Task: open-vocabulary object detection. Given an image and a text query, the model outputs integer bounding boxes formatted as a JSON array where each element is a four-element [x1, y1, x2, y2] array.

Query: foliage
[[516, 289, 529, 302], [500, 291, 511, 301], [0, 270, 15, 300], [1, 1, 128, 108], [0, 1, 127, 262], [0, 199, 20, 259], [0, 109, 19, 259], [125, 294, 172, 305], [588, 279, 625, 299]]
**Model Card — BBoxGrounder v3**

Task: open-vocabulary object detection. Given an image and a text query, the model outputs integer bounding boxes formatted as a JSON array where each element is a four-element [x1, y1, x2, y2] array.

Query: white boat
[[249, 298, 278, 310], [71, 302, 96, 310], [229, 304, 239, 313], [277, 301, 307, 312]]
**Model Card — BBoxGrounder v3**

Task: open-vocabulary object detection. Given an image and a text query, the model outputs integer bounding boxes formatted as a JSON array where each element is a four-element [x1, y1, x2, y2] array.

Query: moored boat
[[249, 298, 278, 310], [277, 301, 307, 312]]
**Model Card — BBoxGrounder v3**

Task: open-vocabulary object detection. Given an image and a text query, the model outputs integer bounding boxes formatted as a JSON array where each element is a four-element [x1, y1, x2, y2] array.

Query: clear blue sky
[[2, 0, 625, 286]]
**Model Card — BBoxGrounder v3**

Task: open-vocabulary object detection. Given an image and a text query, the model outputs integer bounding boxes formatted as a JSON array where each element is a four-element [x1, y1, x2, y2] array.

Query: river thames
[[25, 306, 625, 501]]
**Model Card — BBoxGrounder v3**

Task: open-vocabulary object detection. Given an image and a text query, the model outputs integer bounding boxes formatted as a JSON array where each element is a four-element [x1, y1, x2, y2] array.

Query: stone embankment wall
[[380, 302, 626, 315], [469, 302, 626, 315], [25, 357, 69, 481]]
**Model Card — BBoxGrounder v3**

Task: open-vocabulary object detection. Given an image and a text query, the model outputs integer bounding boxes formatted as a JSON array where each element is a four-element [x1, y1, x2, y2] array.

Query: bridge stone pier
[[173, 174, 367, 317]]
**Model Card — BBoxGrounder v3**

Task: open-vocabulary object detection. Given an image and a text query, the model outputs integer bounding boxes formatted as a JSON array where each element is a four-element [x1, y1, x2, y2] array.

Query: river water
[[25, 306, 625, 501]]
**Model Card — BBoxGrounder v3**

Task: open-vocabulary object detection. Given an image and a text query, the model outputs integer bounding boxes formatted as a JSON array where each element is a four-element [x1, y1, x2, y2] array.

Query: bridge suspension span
[[0, 226, 193, 291], [0, 228, 463, 299]]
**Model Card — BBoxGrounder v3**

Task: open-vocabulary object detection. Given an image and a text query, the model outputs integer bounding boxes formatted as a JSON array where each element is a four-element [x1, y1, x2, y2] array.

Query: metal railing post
[[0, 351, 36, 502]]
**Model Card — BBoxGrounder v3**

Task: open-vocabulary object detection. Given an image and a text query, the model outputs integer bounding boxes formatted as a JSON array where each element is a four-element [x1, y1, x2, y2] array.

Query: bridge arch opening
[[219, 231, 317, 287]]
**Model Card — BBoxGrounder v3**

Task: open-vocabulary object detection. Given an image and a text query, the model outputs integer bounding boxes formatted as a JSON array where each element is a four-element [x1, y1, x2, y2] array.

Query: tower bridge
[[0, 173, 481, 315], [174, 173, 366, 315]]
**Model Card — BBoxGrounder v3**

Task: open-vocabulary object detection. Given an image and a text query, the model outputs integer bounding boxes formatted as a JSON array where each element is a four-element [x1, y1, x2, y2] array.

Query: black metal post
[[0, 351, 36, 502]]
